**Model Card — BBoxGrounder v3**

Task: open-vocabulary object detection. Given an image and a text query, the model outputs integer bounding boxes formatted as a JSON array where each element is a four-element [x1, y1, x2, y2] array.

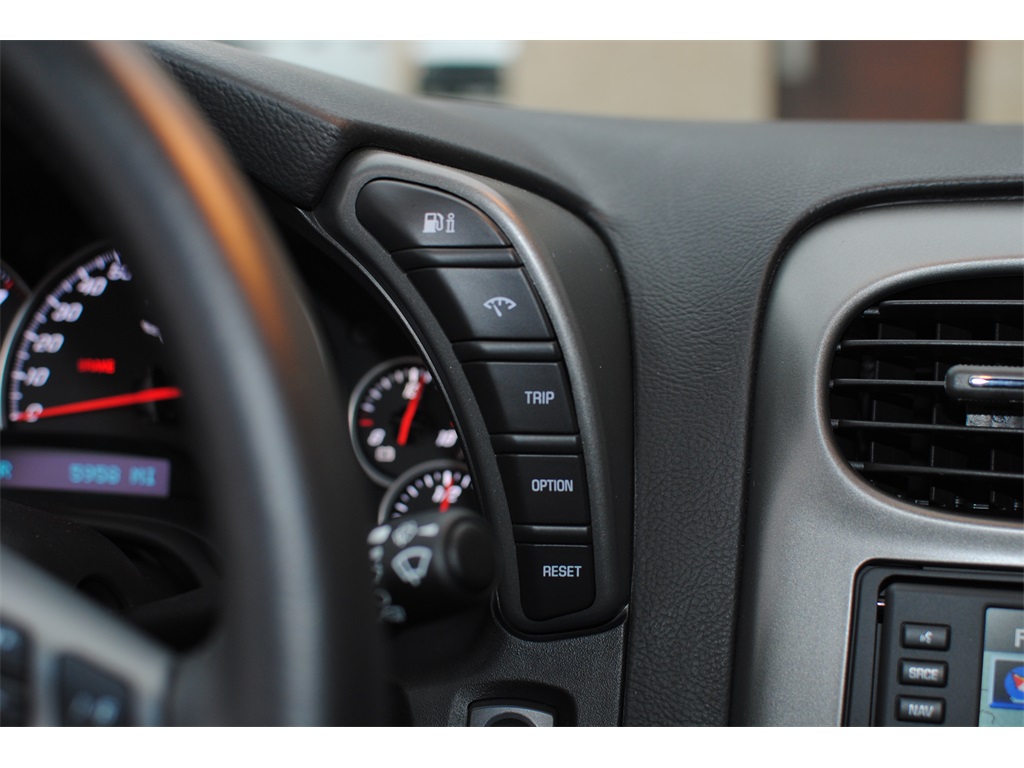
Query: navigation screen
[[0, 447, 171, 498], [978, 606, 1024, 727]]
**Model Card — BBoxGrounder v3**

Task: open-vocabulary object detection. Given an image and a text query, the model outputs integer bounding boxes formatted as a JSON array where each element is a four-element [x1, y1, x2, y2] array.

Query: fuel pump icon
[[423, 212, 456, 234]]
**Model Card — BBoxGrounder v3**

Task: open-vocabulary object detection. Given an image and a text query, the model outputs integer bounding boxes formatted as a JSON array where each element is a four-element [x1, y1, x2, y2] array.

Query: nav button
[[896, 696, 945, 724]]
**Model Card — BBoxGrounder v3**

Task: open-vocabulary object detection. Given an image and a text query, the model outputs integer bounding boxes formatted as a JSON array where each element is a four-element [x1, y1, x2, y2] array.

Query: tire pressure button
[[516, 544, 595, 621], [410, 268, 552, 341]]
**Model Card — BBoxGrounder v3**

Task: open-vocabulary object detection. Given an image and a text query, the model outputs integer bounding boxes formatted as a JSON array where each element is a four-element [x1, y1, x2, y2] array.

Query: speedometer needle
[[10, 386, 183, 422]]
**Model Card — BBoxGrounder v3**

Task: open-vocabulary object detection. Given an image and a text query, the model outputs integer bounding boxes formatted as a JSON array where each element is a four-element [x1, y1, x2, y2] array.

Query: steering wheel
[[1, 41, 382, 725]]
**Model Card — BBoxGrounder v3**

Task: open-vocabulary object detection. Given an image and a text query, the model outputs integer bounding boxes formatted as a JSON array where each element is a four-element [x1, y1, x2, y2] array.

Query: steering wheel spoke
[[1, 41, 383, 726], [1, 547, 173, 725]]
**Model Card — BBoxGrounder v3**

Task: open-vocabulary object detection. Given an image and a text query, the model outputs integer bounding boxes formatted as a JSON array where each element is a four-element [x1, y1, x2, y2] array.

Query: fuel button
[[357, 180, 509, 251]]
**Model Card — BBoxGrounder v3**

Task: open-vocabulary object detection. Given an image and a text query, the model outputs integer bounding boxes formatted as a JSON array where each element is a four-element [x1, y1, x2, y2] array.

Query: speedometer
[[1, 261, 30, 345], [2, 246, 181, 433]]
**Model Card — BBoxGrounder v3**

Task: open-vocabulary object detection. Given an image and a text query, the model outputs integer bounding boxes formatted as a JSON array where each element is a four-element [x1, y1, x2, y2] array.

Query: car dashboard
[[0, 41, 1021, 727]]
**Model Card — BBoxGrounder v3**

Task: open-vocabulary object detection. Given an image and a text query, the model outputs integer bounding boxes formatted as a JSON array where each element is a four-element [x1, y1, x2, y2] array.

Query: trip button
[[901, 623, 950, 650], [517, 544, 595, 621], [357, 180, 508, 251], [463, 362, 577, 434], [898, 660, 947, 687], [896, 696, 945, 724], [410, 268, 552, 341], [498, 455, 589, 525]]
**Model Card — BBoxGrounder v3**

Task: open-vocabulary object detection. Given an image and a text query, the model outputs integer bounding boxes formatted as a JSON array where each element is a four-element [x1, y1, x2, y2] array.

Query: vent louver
[[829, 275, 1023, 522]]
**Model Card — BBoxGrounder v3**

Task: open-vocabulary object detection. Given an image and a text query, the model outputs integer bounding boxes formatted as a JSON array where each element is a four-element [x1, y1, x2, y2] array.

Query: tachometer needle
[[396, 378, 425, 447], [10, 386, 182, 422], [439, 475, 454, 512]]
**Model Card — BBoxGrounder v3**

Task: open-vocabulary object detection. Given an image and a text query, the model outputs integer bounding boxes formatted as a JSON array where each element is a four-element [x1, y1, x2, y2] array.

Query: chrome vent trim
[[829, 275, 1023, 521]]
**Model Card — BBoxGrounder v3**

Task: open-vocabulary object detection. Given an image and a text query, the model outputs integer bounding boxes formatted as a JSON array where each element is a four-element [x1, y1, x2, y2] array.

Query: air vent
[[829, 275, 1023, 521]]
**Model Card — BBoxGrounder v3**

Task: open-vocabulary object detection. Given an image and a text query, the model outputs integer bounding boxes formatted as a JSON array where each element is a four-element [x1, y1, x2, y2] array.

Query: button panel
[[410, 268, 553, 341], [333, 157, 634, 632], [516, 544, 596, 621], [845, 575, 1024, 727], [357, 177, 595, 626]]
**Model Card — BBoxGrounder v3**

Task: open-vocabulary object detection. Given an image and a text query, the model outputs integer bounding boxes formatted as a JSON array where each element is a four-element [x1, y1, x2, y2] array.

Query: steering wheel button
[[517, 544, 595, 620], [59, 657, 131, 726], [357, 180, 509, 251], [0, 678, 28, 726], [410, 268, 552, 341], [498, 455, 589, 525], [463, 362, 577, 434], [0, 622, 29, 680]]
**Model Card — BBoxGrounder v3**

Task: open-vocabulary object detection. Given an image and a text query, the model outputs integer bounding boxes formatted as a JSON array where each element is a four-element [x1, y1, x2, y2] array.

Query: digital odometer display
[[0, 447, 171, 498]]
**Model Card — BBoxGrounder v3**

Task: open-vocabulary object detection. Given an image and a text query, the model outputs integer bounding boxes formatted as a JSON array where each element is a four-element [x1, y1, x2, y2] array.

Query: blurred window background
[[223, 41, 1022, 123]]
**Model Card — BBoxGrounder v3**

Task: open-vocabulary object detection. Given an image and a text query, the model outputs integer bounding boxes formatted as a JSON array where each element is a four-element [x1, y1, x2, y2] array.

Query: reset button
[[516, 544, 595, 621]]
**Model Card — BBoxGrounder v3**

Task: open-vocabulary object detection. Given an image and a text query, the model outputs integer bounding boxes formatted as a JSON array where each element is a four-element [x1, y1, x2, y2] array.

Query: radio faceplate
[[846, 565, 1024, 726]]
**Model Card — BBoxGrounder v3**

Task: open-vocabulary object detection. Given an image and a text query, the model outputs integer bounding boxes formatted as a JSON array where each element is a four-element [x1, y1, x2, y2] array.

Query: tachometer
[[349, 357, 462, 485], [2, 246, 181, 433], [377, 461, 477, 523]]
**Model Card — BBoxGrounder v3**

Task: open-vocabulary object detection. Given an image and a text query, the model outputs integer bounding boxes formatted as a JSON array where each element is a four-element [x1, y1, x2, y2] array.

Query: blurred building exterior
[[228, 41, 1023, 124]]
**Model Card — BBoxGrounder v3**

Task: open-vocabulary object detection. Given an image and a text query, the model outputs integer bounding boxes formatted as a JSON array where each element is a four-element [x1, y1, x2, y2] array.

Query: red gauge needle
[[396, 377, 425, 447], [10, 386, 182, 422], [439, 475, 454, 513]]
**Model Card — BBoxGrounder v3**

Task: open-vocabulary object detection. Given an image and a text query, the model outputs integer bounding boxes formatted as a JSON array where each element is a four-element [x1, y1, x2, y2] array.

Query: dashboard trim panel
[[736, 201, 1024, 726]]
